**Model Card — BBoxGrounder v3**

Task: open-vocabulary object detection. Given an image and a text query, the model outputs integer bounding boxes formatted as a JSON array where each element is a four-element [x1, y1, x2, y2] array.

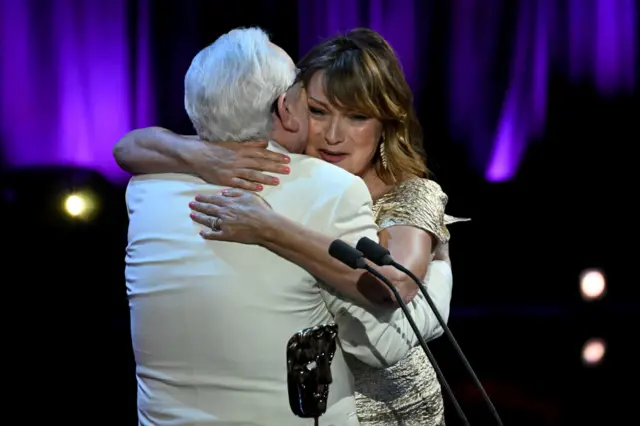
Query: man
[[124, 28, 444, 425]]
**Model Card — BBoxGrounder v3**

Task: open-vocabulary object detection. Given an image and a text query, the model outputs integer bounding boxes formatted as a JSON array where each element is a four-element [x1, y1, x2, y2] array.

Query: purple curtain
[[0, 0, 154, 182], [299, 0, 638, 181], [298, 0, 419, 89], [1, 0, 636, 183]]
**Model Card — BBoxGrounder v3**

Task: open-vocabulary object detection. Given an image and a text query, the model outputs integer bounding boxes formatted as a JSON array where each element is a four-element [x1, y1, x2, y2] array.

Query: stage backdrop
[[1, 0, 636, 182]]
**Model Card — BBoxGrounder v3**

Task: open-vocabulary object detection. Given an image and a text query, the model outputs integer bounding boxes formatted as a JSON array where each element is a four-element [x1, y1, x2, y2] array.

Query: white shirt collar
[[268, 140, 290, 154]]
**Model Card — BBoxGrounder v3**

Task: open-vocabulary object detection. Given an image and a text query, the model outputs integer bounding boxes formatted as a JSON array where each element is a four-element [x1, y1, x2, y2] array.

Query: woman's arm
[[259, 215, 433, 305], [378, 225, 434, 302], [113, 127, 290, 190], [113, 127, 201, 174], [190, 189, 432, 307]]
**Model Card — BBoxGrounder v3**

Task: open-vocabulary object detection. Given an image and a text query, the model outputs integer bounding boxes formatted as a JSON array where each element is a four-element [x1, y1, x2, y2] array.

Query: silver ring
[[212, 217, 221, 231]]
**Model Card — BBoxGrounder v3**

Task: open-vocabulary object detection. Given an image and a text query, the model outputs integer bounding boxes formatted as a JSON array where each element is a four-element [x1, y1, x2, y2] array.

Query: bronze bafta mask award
[[286, 323, 339, 420]]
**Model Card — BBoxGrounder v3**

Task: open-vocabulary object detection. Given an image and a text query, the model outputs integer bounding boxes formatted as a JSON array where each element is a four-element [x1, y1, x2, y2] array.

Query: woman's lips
[[318, 149, 347, 164]]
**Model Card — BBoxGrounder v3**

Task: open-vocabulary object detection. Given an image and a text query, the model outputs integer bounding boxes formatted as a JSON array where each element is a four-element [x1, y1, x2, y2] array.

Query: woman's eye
[[309, 106, 325, 115], [350, 115, 369, 121]]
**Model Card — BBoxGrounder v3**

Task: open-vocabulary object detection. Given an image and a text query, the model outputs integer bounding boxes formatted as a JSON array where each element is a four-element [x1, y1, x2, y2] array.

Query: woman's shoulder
[[374, 177, 468, 244], [377, 177, 446, 209], [397, 177, 446, 202]]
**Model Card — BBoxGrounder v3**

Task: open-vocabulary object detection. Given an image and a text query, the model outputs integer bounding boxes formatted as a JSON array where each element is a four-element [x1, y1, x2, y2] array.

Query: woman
[[115, 28, 466, 425]]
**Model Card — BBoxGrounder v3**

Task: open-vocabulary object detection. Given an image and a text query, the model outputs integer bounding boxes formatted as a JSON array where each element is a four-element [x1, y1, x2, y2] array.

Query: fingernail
[[199, 230, 205, 236], [272, 177, 280, 184], [189, 201, 195, 207], [282, 166, 290, 174], [256, 184, 264, 191], [221, 189, 228, 195], [283, 156, 291, 163], [190, 212, 196, 218]]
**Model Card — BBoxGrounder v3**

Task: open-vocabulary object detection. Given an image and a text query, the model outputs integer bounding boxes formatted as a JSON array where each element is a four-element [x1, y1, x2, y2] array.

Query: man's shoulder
[[288, 155, 364, 189], [128, 173, 207, 185], [126, 173, 221, 211], [265, 155, 371, 220], [126, 173, 214, 194]]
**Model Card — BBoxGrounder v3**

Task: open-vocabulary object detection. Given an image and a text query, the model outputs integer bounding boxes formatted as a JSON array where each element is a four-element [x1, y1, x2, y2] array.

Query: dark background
[[3, 1, 637, 424]]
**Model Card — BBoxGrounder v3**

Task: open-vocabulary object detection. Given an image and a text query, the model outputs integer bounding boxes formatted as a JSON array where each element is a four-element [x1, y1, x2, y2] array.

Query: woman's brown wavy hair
[[296, 28, 428, 184]]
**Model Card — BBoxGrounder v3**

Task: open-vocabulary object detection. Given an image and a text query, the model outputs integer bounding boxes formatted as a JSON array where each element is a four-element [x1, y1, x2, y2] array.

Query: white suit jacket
[[125, 142, 452, 426]]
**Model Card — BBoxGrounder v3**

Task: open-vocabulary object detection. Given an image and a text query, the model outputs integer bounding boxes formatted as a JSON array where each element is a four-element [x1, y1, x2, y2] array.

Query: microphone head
[[356, 237, 392, 266], [328, 240, 366, 269]]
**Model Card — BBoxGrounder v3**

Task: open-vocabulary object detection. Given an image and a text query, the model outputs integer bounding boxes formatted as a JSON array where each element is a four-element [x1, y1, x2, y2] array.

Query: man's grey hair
[[184, 27, 296, 142]]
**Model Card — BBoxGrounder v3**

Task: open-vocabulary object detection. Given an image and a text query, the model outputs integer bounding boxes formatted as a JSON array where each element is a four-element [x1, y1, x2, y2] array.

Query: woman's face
[[304, 71, 383, 177]]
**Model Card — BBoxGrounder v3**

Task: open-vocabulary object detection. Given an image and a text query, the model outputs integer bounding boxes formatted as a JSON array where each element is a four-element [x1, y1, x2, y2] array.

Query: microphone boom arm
[[363, 265, 469, 426], [393, 262, 503, 426]]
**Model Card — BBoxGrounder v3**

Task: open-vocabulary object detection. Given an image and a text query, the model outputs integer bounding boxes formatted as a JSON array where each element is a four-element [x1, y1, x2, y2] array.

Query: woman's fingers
[[240, 144, 290, 164], [237, 169, 282, 187], [220, 188, 246, 198], [228, 177, 263, 192], [189, 200, 222, 216], [190, 207, 230, 241], [190, 211, 217, 228], [199, 229, 225, 240], [237, 143, 291, 174], [240, 157, 291, 175]]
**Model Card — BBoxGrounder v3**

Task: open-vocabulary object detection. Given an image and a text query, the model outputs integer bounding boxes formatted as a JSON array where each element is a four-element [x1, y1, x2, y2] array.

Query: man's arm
[[318, 178, 451, 368], [417, 259, 453, 341], [422, 242, 453, 339]]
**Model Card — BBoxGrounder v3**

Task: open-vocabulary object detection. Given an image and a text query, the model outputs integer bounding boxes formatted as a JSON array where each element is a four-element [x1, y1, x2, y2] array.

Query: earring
[[380, 141, 389, 170]]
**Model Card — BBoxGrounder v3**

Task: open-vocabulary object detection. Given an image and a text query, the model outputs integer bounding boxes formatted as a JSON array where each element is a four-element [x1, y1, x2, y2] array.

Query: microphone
[[355, 237, 392, 266], [328, 239, 366, 269], [356, 237, 504, 426], [328, 239, 469, 426]]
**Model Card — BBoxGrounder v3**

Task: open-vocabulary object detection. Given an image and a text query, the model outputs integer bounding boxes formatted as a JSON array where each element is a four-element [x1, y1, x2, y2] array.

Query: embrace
[[116, 27, 467, 426]]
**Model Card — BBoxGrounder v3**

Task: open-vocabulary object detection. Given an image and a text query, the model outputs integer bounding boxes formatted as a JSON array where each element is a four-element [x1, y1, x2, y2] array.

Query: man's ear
[[275, 93, 300, 133]]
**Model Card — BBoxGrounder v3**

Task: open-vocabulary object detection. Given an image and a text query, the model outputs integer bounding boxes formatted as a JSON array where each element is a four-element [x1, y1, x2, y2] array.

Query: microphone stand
[[355, 236, 503, 425], [391, 262, 503, 426], [329, 239, 470, 425], [363, 265, 470, 426]]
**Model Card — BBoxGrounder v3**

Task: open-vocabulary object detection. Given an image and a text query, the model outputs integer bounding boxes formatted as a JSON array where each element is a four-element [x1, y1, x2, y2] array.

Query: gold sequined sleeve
[[373, 178, 469, 245]]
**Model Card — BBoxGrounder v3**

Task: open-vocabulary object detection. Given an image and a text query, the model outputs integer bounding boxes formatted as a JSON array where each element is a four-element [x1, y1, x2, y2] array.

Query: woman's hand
[[189, 189, 276, 244], [187, 139, 292, 191]]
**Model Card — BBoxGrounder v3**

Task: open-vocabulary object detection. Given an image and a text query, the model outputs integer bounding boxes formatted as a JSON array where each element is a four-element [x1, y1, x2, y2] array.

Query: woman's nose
[[324, 118, 345, 145]]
